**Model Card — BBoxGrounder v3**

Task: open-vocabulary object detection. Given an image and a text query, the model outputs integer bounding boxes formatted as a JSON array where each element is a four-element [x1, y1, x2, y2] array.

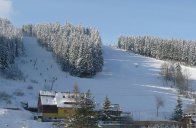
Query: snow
[[40, 96, 56, 105], [39, 91, 76, 107], [39, 90, 56, 97], [0, 37, 196, 127], [55, 92, 75, 108], [0, 108, 51, 128]]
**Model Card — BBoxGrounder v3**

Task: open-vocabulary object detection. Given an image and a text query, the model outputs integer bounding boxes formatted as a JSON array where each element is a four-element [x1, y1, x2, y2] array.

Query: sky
[[0, 0, 13, 18], [1, 0, 196, 44]]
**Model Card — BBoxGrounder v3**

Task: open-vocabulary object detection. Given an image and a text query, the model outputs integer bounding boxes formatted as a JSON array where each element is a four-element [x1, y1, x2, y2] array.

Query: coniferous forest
[[0, 18, 23, 70], [22, 23, 103, 77], [118, 36, 196, 66], [2, 17, 196, 78]]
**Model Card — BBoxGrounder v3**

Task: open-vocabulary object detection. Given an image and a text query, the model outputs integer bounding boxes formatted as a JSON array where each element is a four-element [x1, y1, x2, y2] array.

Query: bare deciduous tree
[[73, 82, 80, 98], [175, 64, 186, 94], [183, 68, 191, 96], [160, 62, 175, 87], [160, 62, 191, 96], [155, 96, 164, 116], [184, 103, 196, 114]]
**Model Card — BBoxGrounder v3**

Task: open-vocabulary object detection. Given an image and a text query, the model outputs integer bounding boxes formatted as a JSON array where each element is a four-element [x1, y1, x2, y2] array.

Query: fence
[[131, 111, 172, 121]]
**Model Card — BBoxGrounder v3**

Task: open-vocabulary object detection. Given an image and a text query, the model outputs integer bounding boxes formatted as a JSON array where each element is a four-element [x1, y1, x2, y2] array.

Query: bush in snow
[[27, 85, 33, 90], [30, 79, 38, 84], [0, 91, 12, 102], [1, 64, 24, 80], [13, 89, 24, 96], [52, 121, 65, 128]]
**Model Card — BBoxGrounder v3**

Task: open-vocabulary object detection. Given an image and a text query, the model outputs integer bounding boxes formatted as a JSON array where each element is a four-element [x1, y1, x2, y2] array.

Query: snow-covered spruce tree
[[91, 29, 103, 72], [22, 23, 103, 77], [171, 96, 183, 121], [22, 24, 33, 36], [102, 96, 111, 121], [69, 35, 79, 76], [68, 90, 98, 128], [118, 36, 196, 66], [85, 42, 96, 76], [0, 18, 23, 70], [0, 42, 9, 69]]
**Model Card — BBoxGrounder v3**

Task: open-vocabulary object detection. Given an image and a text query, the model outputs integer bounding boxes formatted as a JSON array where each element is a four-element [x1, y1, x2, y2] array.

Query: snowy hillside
[[0, 37, 196, 127]]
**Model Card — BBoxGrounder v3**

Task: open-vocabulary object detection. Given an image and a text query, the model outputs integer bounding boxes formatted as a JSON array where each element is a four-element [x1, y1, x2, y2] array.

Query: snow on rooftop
[[40, 91, 77, 107], [40, 96, 56, 105], [39, 90, 56, 96]]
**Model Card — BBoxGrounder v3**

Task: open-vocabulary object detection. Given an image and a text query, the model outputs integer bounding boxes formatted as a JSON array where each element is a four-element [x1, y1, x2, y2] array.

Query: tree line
[[118, 36, 196, 66], [22, 23, 103, 77], [0, 18, 23, 70]]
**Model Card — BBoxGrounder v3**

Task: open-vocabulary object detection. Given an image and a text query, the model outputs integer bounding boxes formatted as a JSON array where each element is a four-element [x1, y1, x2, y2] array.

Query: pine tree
[[0, 43, 8, 69], [171, 96, 183, 121], [102, 96, 111, 121], [118, 35, 196, 66], [69, 37, 79, 76], [69, 90, 98, 128], [0, 18, 23, 70], [23, 22, 103, 77], [76, 39, 87, 77]]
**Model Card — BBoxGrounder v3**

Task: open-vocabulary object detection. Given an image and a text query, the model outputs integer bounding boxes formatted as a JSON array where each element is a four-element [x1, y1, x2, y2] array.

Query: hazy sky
[[0, 0, 13, 18], [1, 0, 196, 44]]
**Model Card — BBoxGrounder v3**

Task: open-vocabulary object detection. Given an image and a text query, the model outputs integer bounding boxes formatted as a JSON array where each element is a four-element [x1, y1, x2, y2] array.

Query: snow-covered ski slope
[[0, 108, 51, 128], [0, 37, 196, 127]]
